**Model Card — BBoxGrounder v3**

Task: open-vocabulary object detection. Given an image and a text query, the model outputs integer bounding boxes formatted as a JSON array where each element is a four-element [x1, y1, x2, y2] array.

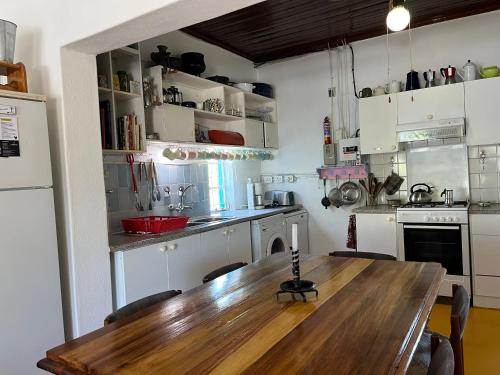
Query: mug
[[187, 151, 197, 160], [387, 80, 401, 93], [406, 70, 420, 91], [373, 86, 386, 96], [359, 87, 372, 98]]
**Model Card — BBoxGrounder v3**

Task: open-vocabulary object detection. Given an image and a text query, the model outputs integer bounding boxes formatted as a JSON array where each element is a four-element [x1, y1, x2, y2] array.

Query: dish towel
[[346, 214, 357, 249]]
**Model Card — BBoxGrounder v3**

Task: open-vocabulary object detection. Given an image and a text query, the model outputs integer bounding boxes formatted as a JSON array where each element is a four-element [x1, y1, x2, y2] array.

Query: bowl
[[480, 66, 500, 78], [234, 83, 255, 92], [181, 52, 206, 76], [181, 101, 196, 108]]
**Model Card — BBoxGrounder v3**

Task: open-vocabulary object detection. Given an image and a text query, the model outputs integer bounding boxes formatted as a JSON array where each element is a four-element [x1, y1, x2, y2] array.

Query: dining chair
[[104, 289, 182, 325], [427, 335, 455, 375], [202, 262, 248, 283], [408, 284, 469, 375], [329, 250, 397, 261]]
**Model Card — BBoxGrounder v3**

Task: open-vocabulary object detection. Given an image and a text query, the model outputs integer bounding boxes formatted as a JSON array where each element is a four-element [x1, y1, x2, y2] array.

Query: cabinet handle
[[223, 230, 229, 236], [167, 243, 178, 251], [387, 216, 395, 222], [229, 228, 235, 233], [427, 114, 434, 120], [391, 145, 397, 150], [374, 146, 382, 151], [160, 246, 168, 253]]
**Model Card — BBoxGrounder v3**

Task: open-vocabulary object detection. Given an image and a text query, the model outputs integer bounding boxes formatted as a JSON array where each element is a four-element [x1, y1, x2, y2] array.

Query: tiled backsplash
[[468, 145, 500, 203], [104, 162, 211, 233], [368, 152, 408, 203]]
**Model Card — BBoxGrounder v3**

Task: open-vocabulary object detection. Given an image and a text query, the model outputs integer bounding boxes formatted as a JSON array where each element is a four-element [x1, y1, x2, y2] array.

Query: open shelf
[[114, 90, 141, 100], [193, 108, 242, 122], [147, 140, 269, 152], [98, 86, 112, 93], [102, 149, 146, 155]]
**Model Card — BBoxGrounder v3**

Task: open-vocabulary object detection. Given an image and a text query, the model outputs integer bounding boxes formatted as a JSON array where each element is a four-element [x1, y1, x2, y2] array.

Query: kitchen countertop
[[469, 203, 500, 214], [352, 205, 397, 214], [109, 205, 303, 252]]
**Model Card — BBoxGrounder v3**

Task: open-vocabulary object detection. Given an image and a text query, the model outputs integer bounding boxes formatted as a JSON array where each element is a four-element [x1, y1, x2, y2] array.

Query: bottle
[[246, 178, 255, 210], [323, 116, 332, 145]]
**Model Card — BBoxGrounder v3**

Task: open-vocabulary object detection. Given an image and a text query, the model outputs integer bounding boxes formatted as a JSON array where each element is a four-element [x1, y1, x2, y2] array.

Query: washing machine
[[250, 214, 289, 262]]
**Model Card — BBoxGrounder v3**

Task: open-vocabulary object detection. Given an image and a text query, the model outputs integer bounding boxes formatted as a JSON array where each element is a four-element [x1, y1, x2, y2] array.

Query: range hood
[[396, 118, 465, 143]]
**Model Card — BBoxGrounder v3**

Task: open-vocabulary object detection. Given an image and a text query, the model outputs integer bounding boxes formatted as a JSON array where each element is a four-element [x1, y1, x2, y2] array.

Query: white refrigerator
[[0, 93, 65, 374]]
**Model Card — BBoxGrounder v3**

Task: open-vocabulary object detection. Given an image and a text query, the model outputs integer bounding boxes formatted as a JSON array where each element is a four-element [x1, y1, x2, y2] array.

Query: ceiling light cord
[[408, 17, 414, 101]]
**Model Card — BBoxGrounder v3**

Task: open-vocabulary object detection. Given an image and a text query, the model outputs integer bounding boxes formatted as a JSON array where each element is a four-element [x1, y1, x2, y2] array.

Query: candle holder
[[276, 248, 318, 302]]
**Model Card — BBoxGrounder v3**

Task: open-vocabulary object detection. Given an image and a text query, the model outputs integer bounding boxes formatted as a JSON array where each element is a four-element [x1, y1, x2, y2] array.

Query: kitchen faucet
[[172, 184, 194, 212]]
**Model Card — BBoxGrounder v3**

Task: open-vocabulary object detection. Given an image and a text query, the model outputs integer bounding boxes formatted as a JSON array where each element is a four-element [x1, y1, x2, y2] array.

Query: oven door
[[403, 224, 463, 275]]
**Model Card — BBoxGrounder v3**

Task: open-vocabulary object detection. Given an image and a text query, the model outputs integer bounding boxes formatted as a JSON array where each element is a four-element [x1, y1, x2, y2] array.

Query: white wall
[[3, 0, 265, 339], [141, 31, 256, 82], [257, 10, 500, 254]]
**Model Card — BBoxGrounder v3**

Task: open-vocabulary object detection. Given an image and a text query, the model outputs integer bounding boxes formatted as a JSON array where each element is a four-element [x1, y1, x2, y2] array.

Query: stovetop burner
[[399, 201, 469, 209]]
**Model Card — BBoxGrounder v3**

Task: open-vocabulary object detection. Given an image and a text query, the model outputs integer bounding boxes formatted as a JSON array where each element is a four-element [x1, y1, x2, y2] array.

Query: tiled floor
[[428, 304, 500, 374]]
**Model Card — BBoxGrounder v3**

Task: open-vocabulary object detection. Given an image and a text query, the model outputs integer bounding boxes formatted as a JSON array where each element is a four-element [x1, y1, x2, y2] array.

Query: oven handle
[[403, 225, 461, 230]]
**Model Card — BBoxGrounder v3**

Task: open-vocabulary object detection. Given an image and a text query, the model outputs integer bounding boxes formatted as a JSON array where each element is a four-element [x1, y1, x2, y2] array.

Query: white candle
[[292, 223, 298, 251]]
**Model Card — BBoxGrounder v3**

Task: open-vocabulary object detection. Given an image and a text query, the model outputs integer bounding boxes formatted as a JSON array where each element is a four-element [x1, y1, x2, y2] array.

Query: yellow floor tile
[[428, 304, 500, 374]]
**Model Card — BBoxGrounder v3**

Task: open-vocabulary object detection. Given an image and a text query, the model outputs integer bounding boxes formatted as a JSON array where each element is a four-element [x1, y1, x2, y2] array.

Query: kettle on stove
[[440, 65, 457, 85], [409, 183, 433, 204]]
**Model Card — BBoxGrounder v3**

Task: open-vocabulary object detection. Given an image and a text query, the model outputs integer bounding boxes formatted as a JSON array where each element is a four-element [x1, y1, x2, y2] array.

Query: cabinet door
[[359, 95, 398, 154], [148, 104, 195, 142], [116, 243, 169, 308], [227, 222, 253, 264], [472, 235, 500, 277], [356, 213, 397, 257], [244, 119, 265, 148], [199, 228, 231, 274], [397, 84, 464, 125], [264, 122, 279, 148], [465, 77, 500, 146], [166, 235, 203, 292]]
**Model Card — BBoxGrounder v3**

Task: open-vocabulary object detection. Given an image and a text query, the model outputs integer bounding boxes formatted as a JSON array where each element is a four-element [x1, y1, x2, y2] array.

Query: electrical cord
[[349, 44, 358, 99]]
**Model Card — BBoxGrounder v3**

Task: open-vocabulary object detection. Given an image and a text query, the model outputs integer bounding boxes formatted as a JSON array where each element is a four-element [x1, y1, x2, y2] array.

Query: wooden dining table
[[38, 255, 445, 375]]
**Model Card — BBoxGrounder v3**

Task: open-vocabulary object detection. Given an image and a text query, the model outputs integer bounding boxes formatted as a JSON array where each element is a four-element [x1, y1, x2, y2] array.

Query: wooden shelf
[[114, 90, 141, 100], [102, 149, 146, 155], [193, 108, 242, 122], [113, 46, 140, 57]]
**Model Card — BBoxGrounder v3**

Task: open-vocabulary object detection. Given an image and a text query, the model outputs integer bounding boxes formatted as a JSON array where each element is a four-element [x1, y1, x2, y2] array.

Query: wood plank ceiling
[[183, 0, 500, 64]]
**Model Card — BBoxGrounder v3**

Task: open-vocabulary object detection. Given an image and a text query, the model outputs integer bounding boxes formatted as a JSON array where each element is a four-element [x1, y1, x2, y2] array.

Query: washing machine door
[[266, 233, 289, 257]]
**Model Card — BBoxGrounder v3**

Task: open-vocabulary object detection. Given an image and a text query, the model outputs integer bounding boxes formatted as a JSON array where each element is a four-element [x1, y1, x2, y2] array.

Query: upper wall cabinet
[[397, 84, 465, 125], [359, 94, 398, 154], [465, 77, 500, 146]]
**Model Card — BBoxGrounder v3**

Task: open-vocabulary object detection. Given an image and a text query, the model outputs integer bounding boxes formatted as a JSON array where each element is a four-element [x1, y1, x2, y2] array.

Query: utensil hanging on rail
[[321, 179, 331, 209]]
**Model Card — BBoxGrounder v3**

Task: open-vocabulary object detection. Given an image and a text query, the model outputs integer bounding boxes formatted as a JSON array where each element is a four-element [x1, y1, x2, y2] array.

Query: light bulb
[[386, 5, 410, 32]]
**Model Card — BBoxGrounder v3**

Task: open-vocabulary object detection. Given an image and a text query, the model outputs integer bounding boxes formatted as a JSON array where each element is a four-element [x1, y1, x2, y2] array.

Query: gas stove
[[398, 201, 469, 210], [397, 201, 469, 224]]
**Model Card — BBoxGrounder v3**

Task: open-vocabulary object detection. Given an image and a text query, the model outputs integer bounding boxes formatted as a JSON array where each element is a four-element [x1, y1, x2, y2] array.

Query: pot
[[409, 183, 433, 203], [339, 181, 361, 205], [207, 75, 230, 85], [234, 82, 254, 92], [458, 59, 478, 81], [181, 52, 206, 76], [252, 82, 274, 98], [480, 66, 500, 78]]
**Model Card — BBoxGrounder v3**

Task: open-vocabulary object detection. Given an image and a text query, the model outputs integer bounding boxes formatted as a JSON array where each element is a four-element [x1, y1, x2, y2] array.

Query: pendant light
[[386, 0, 410, 32]]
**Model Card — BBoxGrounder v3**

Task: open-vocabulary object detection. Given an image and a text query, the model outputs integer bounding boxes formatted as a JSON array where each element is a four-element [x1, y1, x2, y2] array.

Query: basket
[[121, 216, 189, 234]]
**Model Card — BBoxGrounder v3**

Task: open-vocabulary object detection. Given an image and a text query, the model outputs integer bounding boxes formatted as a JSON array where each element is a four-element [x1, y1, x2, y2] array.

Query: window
[[207, 160, 226, 211]]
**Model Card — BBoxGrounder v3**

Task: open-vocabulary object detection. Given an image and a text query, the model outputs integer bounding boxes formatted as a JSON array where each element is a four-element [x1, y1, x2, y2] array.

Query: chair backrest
[[428, 335, 455, 375], [202, 262, 248, 283], [329, 251, 397, 261], [104, 289, 181, 325], [449, 284, 470, 375]]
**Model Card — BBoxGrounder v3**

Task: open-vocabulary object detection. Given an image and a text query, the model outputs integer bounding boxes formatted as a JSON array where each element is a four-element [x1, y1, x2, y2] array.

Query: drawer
[[472, 235, 500, 276], [474, 275, 500, 298], [470, 214, 500, 235]]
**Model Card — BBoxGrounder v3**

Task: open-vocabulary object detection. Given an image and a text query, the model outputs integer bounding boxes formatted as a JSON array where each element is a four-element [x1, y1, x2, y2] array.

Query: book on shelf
[[99, 100, 113, 149], [115, 113, 143, 151]]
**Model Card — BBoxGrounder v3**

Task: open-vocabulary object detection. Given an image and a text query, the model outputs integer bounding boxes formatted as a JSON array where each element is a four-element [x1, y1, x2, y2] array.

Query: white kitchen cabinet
[[201, 222, 253, 267], [470, 214, 500, 309], [147, 103, 195, 142], [465, 77, 500, 146], [113, 242, 169, 308], [359, 94, 399, 154], [166, 235, 203, 292], [226, 222, 253, 264], [397, 84, 464, 125], [356, 213, 397, 257], [243, 119, 265, 148], [264, 122, 279, 148]]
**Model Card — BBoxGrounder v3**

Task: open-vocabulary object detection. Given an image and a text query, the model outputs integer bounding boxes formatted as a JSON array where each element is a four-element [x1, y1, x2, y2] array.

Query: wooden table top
[[38, 255, 445, 375]]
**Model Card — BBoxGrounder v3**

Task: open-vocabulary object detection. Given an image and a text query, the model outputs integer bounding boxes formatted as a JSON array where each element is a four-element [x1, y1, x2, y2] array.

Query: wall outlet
[[285, 175, 296, 183], [274, 175, 284, 183], [262, 175, 273, 184]]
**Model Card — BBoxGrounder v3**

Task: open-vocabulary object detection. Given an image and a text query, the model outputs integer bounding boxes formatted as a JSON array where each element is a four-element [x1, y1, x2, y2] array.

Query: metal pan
[[339, 181, 361, 206]]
